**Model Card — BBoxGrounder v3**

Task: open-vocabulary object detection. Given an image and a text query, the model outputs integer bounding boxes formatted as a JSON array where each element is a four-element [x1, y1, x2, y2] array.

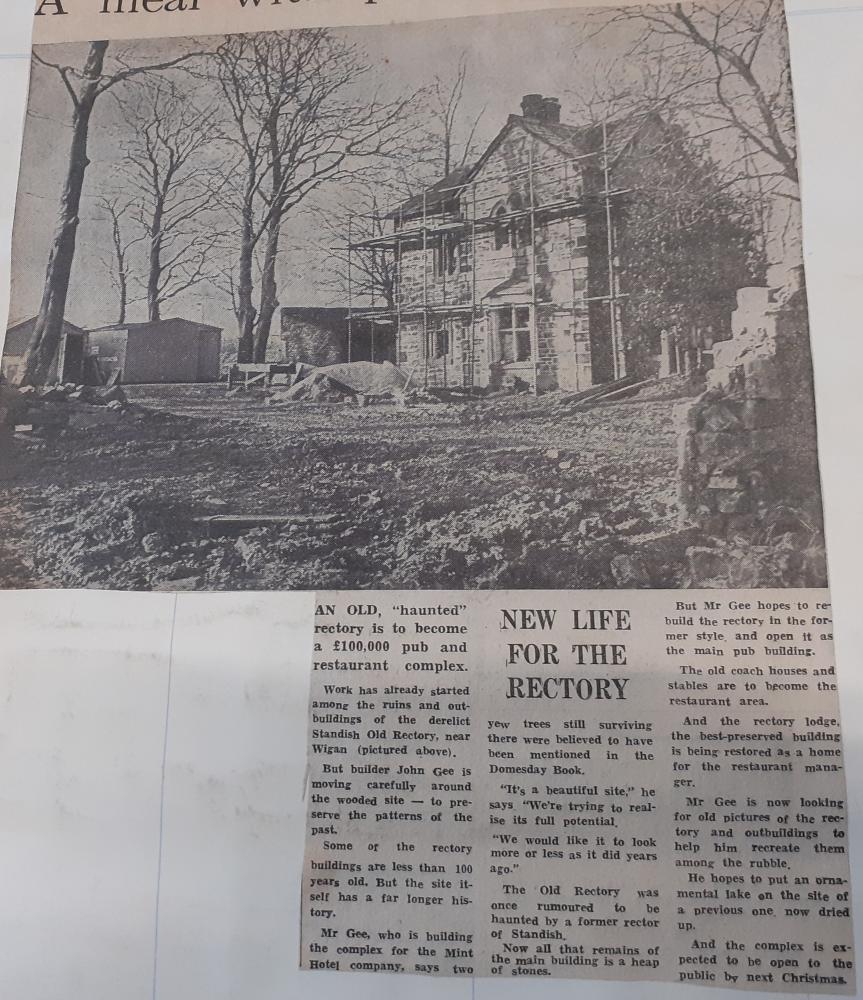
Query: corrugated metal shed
[[88, 318, 222, 384]]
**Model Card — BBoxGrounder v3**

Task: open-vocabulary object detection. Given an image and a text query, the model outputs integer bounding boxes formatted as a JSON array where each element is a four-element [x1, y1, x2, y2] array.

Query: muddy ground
[[0, 384, 687, 590]]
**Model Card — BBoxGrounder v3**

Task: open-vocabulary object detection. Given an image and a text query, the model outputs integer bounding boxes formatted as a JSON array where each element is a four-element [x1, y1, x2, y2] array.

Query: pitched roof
[[475, 112, 658, 176], [89, 318, 222, 335], [390, 166, 474, 220], [503, 115, 597, 161], [3, 317, 87, 358], [391, 112, 660, 219]]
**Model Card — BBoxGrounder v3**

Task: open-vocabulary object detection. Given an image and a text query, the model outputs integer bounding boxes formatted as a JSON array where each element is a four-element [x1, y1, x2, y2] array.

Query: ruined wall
[[676, 265, 826, 588], [282, 312, 394, 367], [281, 311, 348, 367]]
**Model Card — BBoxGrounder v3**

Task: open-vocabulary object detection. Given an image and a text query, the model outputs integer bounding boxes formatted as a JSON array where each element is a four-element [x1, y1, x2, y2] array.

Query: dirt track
[[0, 385, 681, 590]]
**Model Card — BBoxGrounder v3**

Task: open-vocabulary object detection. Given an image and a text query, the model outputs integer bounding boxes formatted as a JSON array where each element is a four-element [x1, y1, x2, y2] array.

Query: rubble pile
[[21, 484, 368, 591], [389, 487, 678, 589], [634, 373, 705, 402], [271, 370, 350, 403], [676, 265, 827, 588], [314, 360, 408, 396], [268, 360, 411, 406], [1, 381, 138, 441], [3, 344, 825, 592], [3, 385, 683, 591], [20, 382, 127, 408], [23, 485, 200, 589]]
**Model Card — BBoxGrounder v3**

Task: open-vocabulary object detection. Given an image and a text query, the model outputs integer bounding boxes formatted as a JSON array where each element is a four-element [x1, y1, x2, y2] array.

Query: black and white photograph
[[0, 0, 826, 592]]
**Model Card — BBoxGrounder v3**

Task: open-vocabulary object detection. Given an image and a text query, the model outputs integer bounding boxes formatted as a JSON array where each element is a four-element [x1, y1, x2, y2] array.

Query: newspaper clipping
[[301, 589, 852, 992], [1, 0, 855, 993], [1, 0, 823, 595]]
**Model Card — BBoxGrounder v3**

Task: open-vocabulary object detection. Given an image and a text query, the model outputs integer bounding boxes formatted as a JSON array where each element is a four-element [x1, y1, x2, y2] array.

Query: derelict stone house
[[281, 306, 393, 368], [349, 96, 698, 393]]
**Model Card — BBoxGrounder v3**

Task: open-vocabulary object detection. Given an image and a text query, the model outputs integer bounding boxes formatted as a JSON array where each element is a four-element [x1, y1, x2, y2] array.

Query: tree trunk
[[147, 200, 164, 322], [22, 42, 108, 385], [231, 168, 259, 363], [236, 268, 255, 364], [109, 206, 128, 325], [236, 206, 256, 363], [118, 269, 127, 325], [252, 222, 279, 363], [252, 120, 282, 364]]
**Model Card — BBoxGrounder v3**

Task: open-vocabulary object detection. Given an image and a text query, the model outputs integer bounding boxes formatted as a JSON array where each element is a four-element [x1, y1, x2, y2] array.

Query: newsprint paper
[[1, 0, 855, 993], [303, 589, 852, 991]]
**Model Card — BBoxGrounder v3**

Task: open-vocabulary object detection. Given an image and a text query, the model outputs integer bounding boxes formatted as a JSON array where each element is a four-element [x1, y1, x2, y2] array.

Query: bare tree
[[594, 0, 797, 195], [216, 30, 420, 363], [308, 55, 486, 311], [96, 195, 144, 325], [311, 184, 401, 310], [430, 54, 486, 178], [22, 41, 200, 385], [117, 78, 224, 322]]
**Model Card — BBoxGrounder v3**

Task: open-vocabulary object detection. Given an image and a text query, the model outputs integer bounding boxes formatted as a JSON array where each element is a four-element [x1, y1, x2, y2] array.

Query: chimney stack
[[520, 94, 561, 124], [521, 94, 544, 120], [541, 97, 561, 124]]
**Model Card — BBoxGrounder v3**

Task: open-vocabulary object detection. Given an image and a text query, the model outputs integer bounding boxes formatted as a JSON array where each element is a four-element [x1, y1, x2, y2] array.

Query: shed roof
[[88, 317, 222, 336], [3, 317, 87, 358]]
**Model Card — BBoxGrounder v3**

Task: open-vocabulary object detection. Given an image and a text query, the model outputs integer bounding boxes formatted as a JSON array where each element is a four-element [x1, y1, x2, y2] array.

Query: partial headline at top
[[32, 0, 647, 46]]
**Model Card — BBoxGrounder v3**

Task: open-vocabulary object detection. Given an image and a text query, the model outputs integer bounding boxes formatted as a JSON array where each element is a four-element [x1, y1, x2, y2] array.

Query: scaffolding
[[343, 126, 627, 393]]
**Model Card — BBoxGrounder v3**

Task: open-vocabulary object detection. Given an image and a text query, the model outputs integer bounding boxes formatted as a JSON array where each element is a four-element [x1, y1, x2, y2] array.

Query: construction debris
[[1, 384, 685, 590], [316, 360, 408, 396], [270, 370, 351, 403], [0, 379, 146, 443], [558, 375, 643, 412], [1, 374, 825, 593], [267, 360, 409, 405]]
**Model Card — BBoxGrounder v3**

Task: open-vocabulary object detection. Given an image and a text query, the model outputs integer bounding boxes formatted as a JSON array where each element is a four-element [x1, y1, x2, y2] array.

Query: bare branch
[[214, 29, 424, 362]]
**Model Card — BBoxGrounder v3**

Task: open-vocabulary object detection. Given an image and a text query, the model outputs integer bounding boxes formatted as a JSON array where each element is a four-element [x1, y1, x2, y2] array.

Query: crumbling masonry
[[677, 264, 827, 588]]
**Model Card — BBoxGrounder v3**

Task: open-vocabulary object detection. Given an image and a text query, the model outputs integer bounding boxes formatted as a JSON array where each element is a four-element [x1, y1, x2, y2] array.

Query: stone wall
[[395, 124, 597, 392], [281, 309, 347, 367], [676, 264, 827, 587]]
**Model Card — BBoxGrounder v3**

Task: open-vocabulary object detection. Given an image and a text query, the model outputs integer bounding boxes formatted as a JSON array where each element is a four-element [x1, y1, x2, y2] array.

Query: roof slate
[[391, 166, 474, 220], [391, 112, 657, 218]]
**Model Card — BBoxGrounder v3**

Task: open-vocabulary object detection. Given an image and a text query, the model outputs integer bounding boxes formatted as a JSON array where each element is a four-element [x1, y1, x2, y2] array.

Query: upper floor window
[[512, 217, 531, 250], [433, 233, 457, 279], [459, 234, 473, 274], [494, 205, 510, 250], [494, 202, 531, 251]]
